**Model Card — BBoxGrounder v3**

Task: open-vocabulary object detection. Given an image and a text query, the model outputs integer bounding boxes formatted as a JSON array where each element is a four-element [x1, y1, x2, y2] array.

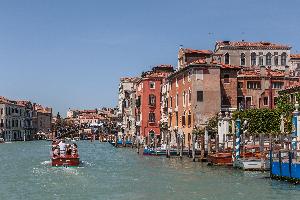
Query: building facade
[[214, 40, 291, 70], [117, 77, 139, 138], [0, 97, 30, 141], [32, 104, 52, 136], [136, 65, 174, 144]]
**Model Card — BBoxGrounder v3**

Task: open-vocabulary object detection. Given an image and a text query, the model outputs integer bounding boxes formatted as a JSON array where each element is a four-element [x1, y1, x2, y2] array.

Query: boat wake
[[41, 160, 51, 165], [80, 160, 94, 167]]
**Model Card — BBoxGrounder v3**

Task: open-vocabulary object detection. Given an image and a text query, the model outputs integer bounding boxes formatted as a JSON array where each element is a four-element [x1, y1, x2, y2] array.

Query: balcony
[[149, 103, 156, 108], [168, 108, 172, 113], [148, 121, 156, 126], [174, 107, 178, 112]]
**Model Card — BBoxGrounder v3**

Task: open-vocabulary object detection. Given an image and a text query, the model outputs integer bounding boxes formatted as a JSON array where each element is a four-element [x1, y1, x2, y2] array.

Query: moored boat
[[0, 138, 4, 143], [207, 152, 233, 166]]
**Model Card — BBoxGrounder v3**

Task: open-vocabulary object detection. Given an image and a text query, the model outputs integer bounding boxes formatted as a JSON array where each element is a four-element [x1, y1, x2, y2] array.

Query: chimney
[[285, 65, 290, 77], [260, 66, 266, 77]]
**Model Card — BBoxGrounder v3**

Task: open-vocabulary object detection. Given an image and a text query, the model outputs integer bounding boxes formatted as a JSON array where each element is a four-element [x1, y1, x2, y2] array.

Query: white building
[[118, 77, 139, 137]]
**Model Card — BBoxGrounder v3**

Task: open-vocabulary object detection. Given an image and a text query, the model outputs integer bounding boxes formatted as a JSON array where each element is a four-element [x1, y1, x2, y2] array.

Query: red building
[[135, 65, 174, 144]]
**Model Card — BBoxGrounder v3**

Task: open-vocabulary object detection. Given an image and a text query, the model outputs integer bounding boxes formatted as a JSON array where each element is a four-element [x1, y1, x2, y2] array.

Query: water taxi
[[51, 141, 80, 167], [52, 154, 80, 167]]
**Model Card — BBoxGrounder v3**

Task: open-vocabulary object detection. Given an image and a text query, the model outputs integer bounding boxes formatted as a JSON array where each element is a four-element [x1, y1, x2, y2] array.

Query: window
[[266, 52, 272, 65], [281, 52, 287, 66], [251, 52, 256, 66], [297, 63, 300, 69], [272, 82, 284, 89], [225, 53, 230, 64], [238, 82, 243, 89], [149, 81, 155, 89], [175, 112, 178, 126], [170, 97, 172, 107], [188, 71, 191, 82], [149, 94, 156, 106], [149, 112, 155, 123], [274, 52, 278, 66], [224, 74, 230, 83], [182, 91, 186, 107], [247, 81, 261, 89], [197, 91, 203, 102], [195, 70, 203, 80], [240, 53, 246, 65], [259, 52, 263, 65], [263, 97, 268, 106], [188, 112, 191, 127], [182, 112, 186, 126], [136, 96, 141, 107], [188, 90, 191, 104], [222, 95, 230, 106]]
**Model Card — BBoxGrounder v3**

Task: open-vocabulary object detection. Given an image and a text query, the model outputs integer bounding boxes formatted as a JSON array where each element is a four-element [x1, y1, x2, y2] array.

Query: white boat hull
[[233, 158, 270, 171]]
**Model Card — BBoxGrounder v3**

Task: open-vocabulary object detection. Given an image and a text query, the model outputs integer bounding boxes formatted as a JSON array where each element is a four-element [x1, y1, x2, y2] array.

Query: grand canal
[[1, 141, 300, 200]]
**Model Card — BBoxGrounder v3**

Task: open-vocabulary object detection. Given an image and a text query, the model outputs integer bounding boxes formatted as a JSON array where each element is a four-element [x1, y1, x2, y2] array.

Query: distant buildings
[[0, 96, 52, 141], [117, 40, 300, 147], [32, 103, 52, 135]]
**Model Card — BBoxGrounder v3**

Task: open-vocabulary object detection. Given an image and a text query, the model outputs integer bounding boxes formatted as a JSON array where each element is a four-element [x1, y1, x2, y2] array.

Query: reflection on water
[[0, 141, 300, 200]]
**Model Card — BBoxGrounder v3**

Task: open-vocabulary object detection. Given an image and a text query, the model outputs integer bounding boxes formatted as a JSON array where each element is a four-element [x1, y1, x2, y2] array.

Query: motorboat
[[51, 143, 80, 167]]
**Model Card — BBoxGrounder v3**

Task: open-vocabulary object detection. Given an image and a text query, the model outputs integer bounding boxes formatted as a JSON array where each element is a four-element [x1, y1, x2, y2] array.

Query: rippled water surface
[[1, 141, 300, 200]]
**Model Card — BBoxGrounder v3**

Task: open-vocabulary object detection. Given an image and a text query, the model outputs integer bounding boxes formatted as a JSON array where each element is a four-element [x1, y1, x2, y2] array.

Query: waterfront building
[[117, 77, 139, 139], [32, 104, 52, 137], [16, 100, 34, 140], [214, 40, 292, 71], [0, 97, 28, 141], [135, 65, 174, 144], [237, 66, 299, 109], [165, 48, 240, 147], [291, 54, 300, 75]]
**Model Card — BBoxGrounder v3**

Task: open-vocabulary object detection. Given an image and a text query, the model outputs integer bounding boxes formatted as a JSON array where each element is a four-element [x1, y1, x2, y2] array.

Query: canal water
[[1, 141, 300, 200]]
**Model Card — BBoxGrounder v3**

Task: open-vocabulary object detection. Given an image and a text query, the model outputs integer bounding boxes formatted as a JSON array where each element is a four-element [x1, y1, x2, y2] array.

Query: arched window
[[182, 111, 186, 126], [240, 53, 246, 66], [281, 52, 287, 66], [225, 53, 230, 64], [187, 111, 192, 127], [266, 52, 272, 65], [259, 52, 264, 66], [149, 94, 156, 106], [182, 91, 186, 106], [251, 52, 256, 66]]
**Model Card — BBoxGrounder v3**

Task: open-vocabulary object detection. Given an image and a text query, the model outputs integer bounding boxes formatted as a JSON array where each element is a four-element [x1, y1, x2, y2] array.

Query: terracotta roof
[[220, 64, 242, 69], [181, 48, 213, 54], [291, 54, 300, 59], [188, 58, 207, 65], [216, 41, 291, 49], [120, 77, 140, 82], [238, 69, 285, 77]]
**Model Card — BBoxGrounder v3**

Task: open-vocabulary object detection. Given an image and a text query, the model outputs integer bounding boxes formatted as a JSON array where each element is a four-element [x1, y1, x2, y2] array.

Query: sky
[[0, 0, 300, 116]]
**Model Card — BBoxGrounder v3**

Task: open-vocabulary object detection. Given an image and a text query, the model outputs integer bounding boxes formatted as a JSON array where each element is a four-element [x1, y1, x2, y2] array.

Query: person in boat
[[66, 144, 72, 155], [71, 143, 78, 156], [58, 139, 66, 155], [53, 145, 60, 157]]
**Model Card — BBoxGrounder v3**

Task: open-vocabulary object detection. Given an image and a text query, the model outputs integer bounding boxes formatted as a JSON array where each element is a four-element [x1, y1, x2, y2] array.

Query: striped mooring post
[[235, 118, 241, 160], [292, 101, 299, 150]]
